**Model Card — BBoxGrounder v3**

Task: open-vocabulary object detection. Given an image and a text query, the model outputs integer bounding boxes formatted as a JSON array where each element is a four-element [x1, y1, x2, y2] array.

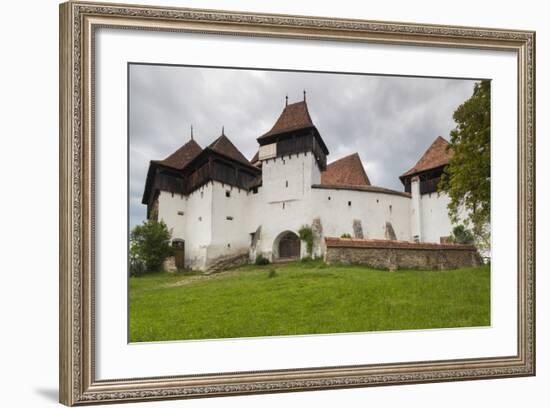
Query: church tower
[[255, 93, 329, 203]]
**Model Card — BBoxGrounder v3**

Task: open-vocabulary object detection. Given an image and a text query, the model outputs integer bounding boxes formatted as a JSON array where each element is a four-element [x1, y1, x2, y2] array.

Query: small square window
[[177, 211, 184, 216], [226, 216, 234, 221], [328, 196, 331, 201], [226, 190, 231, 198], [198, 216, 202, 221]]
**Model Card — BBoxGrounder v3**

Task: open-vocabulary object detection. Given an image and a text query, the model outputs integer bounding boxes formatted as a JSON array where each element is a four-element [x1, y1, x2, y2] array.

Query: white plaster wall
[[419, 192, 453, 243], [261, 152, 319, 203], [311, 188, 412, 241], [157, 190, 187, 240], [209, 182, 255, 260], [254, 152, 321, 260]]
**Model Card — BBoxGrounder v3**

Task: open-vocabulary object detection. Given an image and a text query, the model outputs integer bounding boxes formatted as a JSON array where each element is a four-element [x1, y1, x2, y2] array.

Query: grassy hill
[[129, 260, 490, 342]]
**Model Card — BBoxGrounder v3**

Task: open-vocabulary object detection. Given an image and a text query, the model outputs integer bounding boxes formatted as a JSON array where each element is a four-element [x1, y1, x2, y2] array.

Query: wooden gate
[[172, 239, 185, 269], [278, 232, 300, 259]]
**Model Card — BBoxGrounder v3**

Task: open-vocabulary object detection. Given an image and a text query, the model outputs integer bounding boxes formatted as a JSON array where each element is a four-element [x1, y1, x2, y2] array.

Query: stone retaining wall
[[324, 237, 482, 270]]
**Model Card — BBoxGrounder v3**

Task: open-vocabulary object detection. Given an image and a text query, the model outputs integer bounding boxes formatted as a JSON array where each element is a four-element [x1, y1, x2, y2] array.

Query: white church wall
[[157, 190, 187, 240], [254, 152, 320, 260], [311, 188, 412, 242], [208, 181, 255, 261], [182, 183, 214, 269], [419, 192, 454, 243], [261, 152, 318, 203]]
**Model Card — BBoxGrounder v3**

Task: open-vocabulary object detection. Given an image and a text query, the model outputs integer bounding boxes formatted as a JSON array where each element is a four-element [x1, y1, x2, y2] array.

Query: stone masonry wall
[[324, 237, 482, 270]]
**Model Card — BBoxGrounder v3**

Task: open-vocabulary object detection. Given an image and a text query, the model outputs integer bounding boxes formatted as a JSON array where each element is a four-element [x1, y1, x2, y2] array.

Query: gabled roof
[[250, 150, 259, 165], [321, 153, 371, 186], [153, 139, 202, 170], [207, 133, 251, 166], [400, 136, 452, 179], [258, 100, 315, 140]]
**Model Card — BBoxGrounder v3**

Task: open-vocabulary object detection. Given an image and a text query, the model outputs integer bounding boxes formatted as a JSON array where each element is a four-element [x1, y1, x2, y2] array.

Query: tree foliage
[[439, 80, 491, 248], [130, 220, 173, 273], [450, 224, 475, 245]]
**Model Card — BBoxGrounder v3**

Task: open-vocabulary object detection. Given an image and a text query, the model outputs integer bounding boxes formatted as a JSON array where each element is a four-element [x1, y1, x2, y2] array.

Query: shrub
[[130, 220, 173, 273], [267, 269, 277, 278], [129, 252, 146, 277], [450, 224, 475, 245], [340, 233, 352, 239], [298, 225, 314, 256], [255, 254, 270, 266]]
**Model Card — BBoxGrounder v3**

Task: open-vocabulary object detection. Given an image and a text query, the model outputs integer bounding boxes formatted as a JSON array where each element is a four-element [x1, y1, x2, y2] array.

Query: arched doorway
[[274, 231, 301, 260]]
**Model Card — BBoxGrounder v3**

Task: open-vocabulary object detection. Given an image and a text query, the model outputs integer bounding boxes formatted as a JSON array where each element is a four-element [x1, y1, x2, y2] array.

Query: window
[[200, 191, 204, 198], [285, 180, 288, 188], [226, 190, 231, 198], [328, 196, 331, 200], [198, 216, 202, 221], [177, 211, 184, 216], [226, 216, 234, 221], [252, 187, 258, 194], [171, 192, 174, 198], [282, 202, 285, 210], [348, 201, 352, 207], [376, 199, 379, 203], [389, 205, 393, 213], [227, 243, 231, 248]]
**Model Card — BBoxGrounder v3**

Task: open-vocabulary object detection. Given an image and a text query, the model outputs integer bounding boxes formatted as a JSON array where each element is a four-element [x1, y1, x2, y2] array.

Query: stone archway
[[273, 231, 301, 260]]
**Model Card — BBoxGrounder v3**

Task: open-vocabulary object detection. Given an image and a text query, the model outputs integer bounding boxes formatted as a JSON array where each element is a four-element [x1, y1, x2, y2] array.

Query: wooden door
[[279, 233, 300, 259], [173, 239, 185, 269]]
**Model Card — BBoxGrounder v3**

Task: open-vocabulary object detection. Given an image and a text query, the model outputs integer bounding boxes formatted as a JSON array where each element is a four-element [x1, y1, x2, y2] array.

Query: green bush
[[340, 233, 352, 239], [255, 254, 270, 266], [298, 225, 314, 256], [450, 224, 475, 245], [130, 220, 173, 273]]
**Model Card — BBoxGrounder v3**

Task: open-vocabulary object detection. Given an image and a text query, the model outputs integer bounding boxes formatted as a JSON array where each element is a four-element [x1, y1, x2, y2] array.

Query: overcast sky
[[129, 64, 479, 229]]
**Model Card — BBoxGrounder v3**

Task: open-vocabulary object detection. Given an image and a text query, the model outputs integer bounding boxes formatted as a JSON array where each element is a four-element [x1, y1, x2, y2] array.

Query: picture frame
[[59, 1, 536, 405]]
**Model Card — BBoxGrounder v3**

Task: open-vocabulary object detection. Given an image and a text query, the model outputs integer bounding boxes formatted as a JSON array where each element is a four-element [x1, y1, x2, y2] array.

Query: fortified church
[[142, 94, 458, 271]]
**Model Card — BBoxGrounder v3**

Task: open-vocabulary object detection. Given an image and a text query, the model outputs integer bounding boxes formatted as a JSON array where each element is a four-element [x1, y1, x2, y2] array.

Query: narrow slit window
[[226, 190, 231, 198], [348, 201, 352, 207]]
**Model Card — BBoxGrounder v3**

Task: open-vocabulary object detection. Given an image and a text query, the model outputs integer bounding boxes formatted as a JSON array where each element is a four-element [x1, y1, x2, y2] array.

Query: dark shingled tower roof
[[153, 139, 202, 170], [258, 100, 315, 140], [321, 153, 371, 186], [207, 132, 251, 166], [400, 136, 452, 178]]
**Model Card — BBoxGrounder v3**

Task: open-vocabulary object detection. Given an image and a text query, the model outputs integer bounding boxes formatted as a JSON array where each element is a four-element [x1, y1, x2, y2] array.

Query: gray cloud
[[129, 64, 478, 229]]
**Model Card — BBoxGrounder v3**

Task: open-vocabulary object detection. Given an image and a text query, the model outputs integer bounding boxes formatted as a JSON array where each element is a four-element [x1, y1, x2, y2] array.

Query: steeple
[[190, 124, 194, 140]]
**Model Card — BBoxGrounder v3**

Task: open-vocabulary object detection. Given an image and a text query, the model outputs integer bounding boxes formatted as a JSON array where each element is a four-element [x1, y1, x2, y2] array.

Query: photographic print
[[129, 65, 491, 343]]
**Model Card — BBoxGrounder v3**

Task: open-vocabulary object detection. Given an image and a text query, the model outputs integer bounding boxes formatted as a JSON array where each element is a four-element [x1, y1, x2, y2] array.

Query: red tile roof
[[401, 136, 452, 178], [321, 153, 371, 186], [258, 100, 314, 140], [207, 133, 251, 166], [325, 237, 476, 251], [154, 139, 202, 170]]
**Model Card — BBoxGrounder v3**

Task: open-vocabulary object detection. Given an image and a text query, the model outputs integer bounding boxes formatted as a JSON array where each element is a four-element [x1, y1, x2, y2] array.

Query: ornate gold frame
[[59, 1, 536, 405]]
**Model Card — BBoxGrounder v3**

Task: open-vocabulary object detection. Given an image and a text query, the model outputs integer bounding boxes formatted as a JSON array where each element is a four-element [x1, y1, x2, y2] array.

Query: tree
[[439, 80, 491, 249], [130, 220, 173, 273]]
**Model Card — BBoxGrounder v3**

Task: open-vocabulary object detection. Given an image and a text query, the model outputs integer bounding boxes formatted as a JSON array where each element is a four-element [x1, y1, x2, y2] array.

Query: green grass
[[129, 260, 490, 342]]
